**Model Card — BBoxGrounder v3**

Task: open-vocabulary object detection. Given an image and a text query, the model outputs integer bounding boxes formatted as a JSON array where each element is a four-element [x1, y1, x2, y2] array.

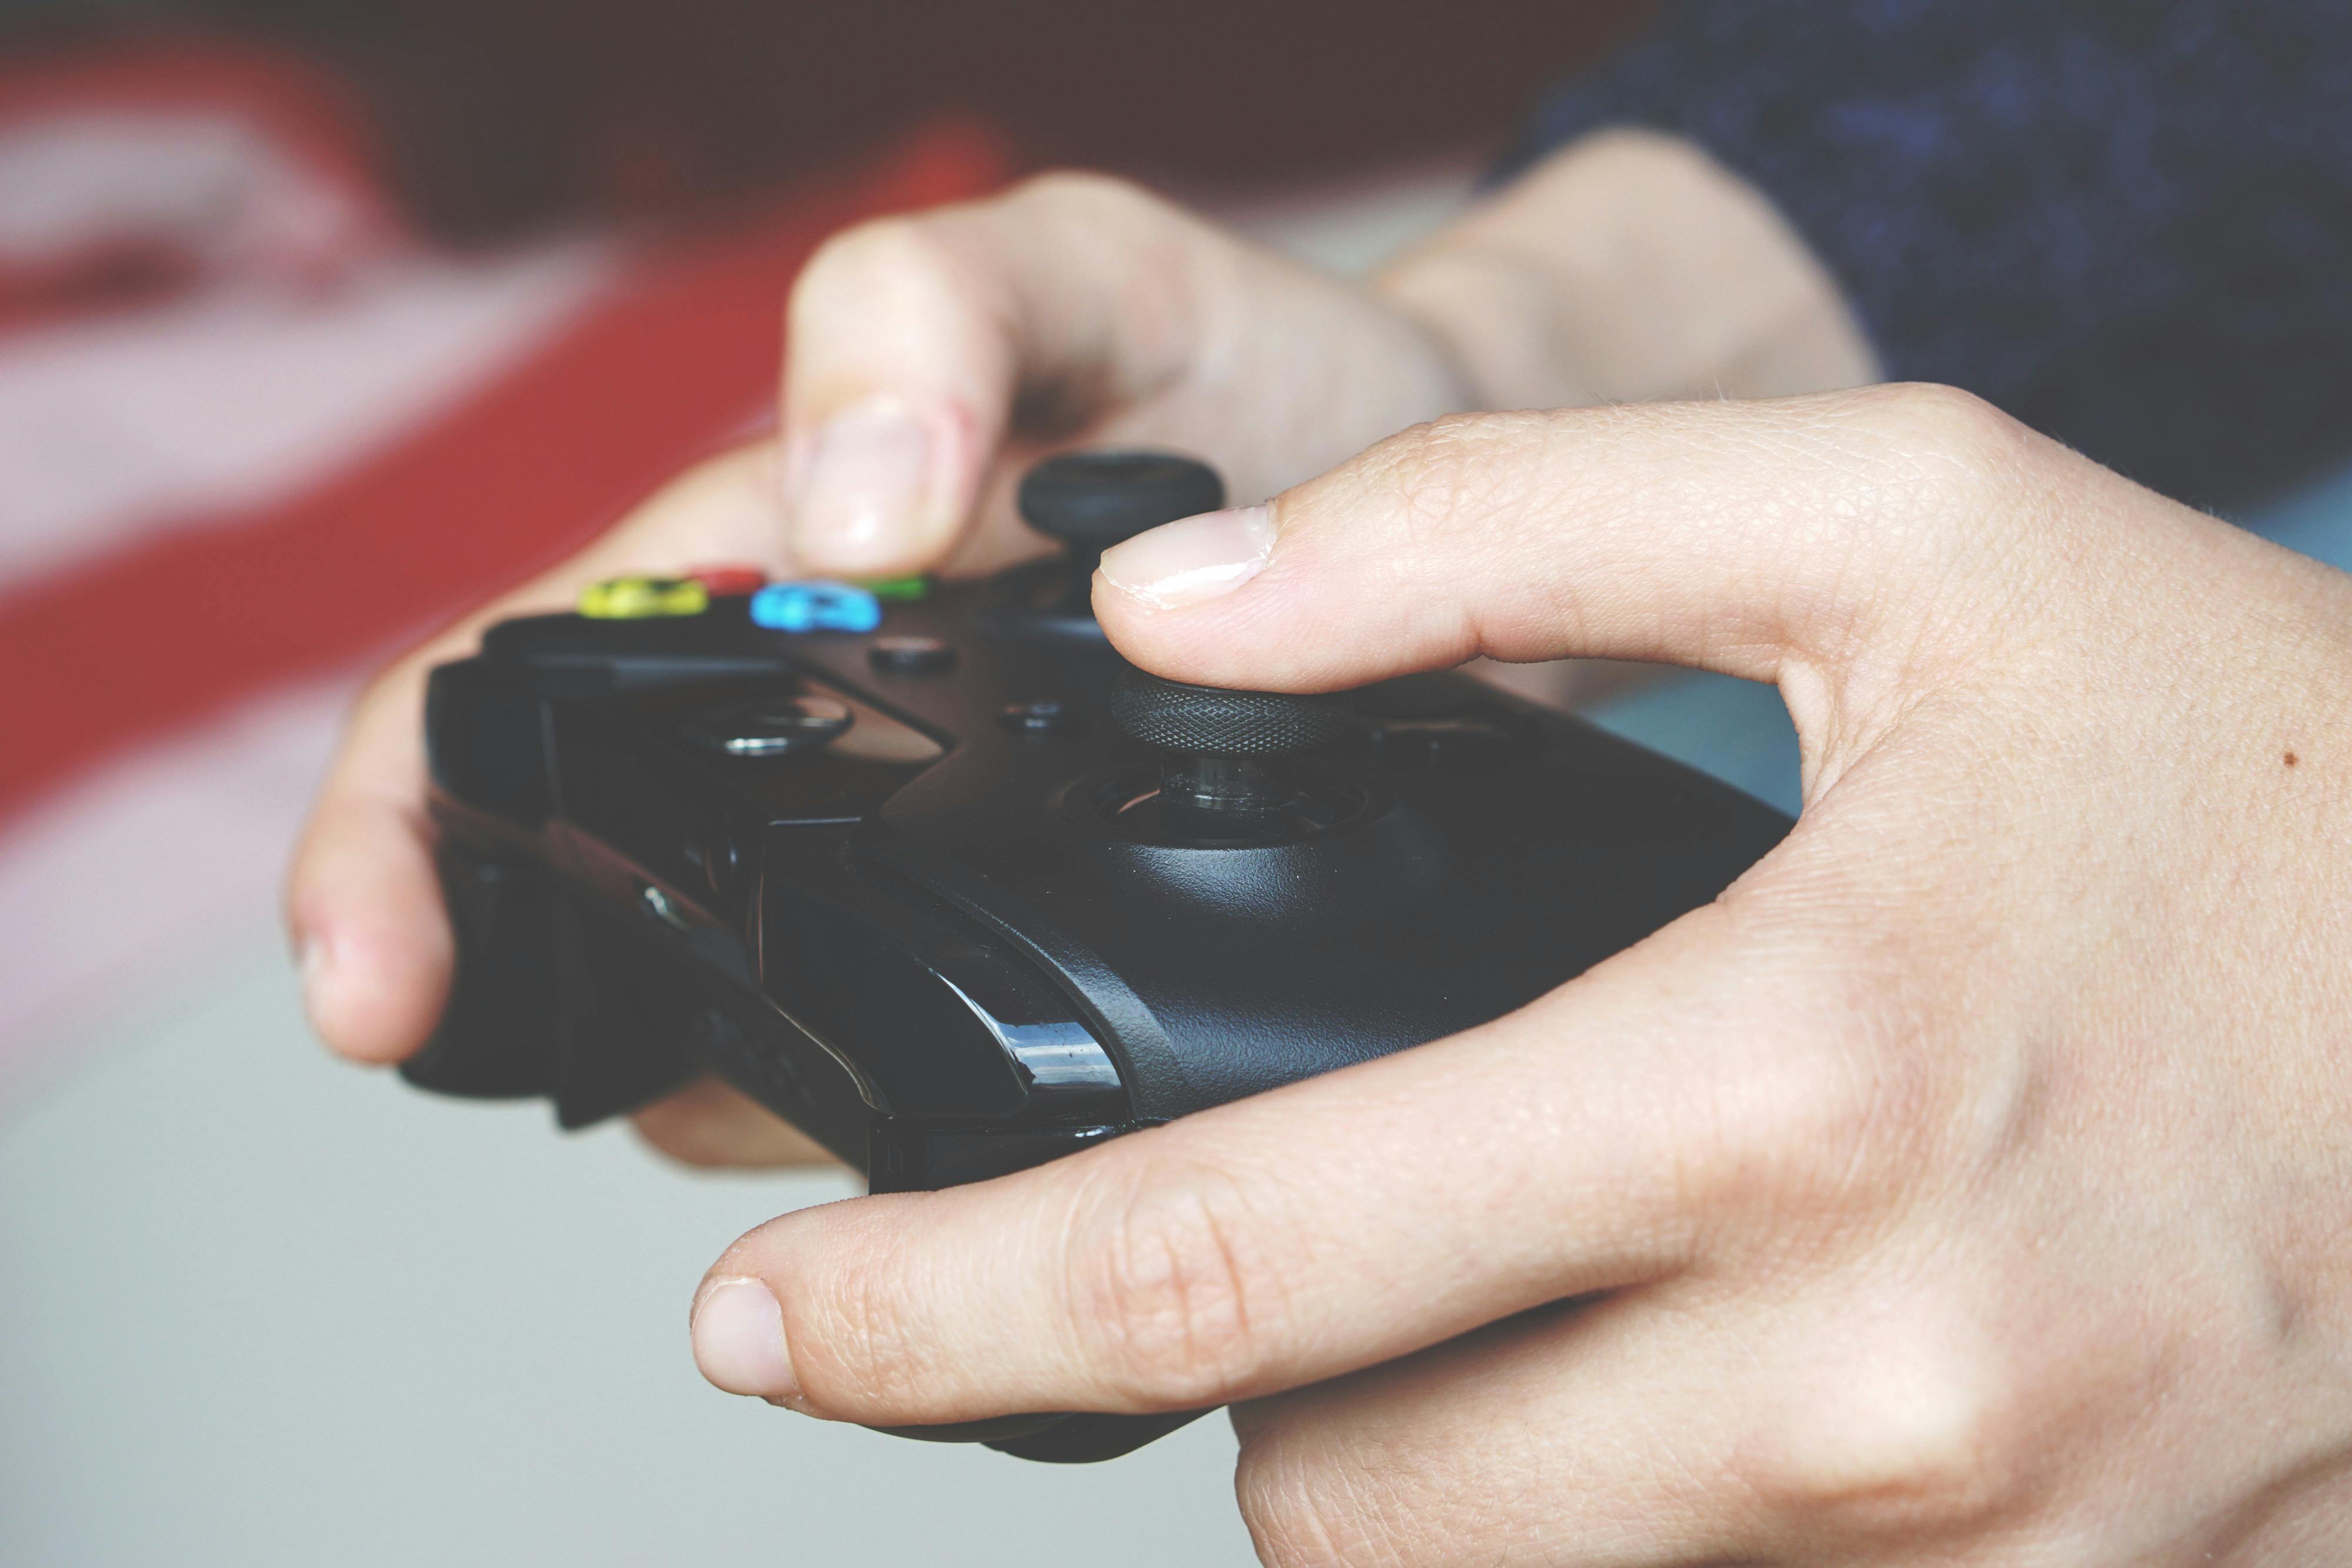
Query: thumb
[[1093, 387, 2064, 701]]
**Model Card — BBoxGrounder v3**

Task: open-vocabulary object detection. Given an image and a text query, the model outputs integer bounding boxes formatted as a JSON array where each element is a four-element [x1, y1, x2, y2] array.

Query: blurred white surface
[[0, 239, 613, 583]]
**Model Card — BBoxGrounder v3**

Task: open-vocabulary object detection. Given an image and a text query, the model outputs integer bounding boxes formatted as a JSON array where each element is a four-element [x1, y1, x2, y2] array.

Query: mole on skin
[[2286, 751, 2300, 767]]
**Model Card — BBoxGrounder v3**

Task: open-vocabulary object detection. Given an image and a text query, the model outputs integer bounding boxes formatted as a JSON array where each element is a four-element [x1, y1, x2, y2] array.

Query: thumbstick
[[1018, 452, 1226, 558], [1111, 668, 1349, 821], [1110, 670, 1349, 755]]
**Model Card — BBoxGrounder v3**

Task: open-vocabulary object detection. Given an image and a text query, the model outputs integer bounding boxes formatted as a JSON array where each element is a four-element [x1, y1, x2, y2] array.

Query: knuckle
[[630, 1114, 733, 1169], [1762, 383, 2069, 726], [1836, 382, 2047, 533], [796, 173, 1172, 300], [1004, 168, 1165, 225], [1738, 1327, 2027, 1536], [797, 216, 901, 283], [1853, 381, 2033, 474], [790, 214, 956, 317], [629, 1081, 828, 1171], [1060, 1158, 1285, 1408], [1682, 959, 1946, 1236]]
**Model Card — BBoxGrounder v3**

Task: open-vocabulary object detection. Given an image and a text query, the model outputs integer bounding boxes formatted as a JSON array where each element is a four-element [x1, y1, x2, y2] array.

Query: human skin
[[285, 130, 1876, 1164], [690, 387, 2352, 1564], [285, 123, 2352, 1558]]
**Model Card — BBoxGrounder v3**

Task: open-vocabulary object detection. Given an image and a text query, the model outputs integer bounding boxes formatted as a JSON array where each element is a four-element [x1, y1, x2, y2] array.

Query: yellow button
[[578, 576, 709, 619]]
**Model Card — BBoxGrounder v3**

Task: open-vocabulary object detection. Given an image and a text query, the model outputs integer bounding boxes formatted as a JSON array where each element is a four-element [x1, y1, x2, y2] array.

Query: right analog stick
[[1110, 668, 1348, 821]]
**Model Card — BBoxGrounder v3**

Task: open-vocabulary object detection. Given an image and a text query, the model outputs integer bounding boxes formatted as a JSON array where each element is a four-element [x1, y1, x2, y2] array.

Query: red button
[[688, 564, 767, 596]]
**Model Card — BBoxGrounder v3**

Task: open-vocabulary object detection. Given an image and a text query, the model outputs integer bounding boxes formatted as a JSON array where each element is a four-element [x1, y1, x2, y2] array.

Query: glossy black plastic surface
[[408, 459, 1793, 1463], [1017, 450, 1225, 551]]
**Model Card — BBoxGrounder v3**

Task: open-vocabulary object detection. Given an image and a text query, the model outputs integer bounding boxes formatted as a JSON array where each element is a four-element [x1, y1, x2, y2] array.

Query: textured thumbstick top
[[1110, 668, 1351, 757], [1018, 451, 1226, 549]]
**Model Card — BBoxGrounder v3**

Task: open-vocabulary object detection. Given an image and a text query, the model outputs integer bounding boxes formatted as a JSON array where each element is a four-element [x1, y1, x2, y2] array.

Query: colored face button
[[687, 564, 769, 596], [750, 580, 883, 634], [858, 574, 930, 603], [579, 576, 710, 619]]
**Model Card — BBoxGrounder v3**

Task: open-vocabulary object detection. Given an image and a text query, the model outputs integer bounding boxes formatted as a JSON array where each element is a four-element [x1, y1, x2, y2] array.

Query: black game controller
[[407, 450, 1792, 1462]]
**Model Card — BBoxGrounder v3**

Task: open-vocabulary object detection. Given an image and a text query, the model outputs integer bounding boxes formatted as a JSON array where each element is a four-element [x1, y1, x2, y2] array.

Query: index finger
[[779, 175, 1214, 577], [687, 908, 1879, 1425]]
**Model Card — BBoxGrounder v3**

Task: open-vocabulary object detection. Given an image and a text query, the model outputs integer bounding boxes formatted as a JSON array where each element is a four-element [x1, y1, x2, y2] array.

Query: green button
[[859, 574, 930, 603]]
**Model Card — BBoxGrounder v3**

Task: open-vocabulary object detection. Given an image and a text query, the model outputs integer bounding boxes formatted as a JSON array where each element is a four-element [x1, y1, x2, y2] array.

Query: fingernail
[[1097, 504, 1276, 609], [691, 1276, 799, 1401], [786, 398, 934, 564]]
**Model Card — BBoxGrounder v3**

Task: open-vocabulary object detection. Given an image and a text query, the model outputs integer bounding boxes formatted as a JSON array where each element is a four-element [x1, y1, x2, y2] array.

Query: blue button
[[749, 580, 883, 634]]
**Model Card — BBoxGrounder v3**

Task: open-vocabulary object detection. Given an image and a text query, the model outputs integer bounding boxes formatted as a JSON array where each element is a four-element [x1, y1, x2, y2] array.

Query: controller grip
[[876, 1408, 1211, 1463], [400, 842, 560, 1099], [986, 1410, 1214, 1463], [416, 846, 1197, 1461], [404, 837, 701, 1126]]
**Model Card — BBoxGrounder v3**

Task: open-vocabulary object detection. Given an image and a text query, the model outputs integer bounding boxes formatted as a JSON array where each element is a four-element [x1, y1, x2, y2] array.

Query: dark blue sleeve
[[1501, 0, 2352, 507]]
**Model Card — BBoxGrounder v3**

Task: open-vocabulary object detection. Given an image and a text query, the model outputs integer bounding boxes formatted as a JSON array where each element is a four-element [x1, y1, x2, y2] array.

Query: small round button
[[687, 563, 767, 596], [868, 635, 957, 675], [684, 696, 853, 758], [858, 574, 931, 603], [749, 580, 883, 634], [1000, 699, 1085, 737]]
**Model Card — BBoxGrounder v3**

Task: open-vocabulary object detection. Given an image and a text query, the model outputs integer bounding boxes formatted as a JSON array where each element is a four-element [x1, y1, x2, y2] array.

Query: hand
[[285, 173, 1481, 1162], [289, 136, 1877, 1165], [685, 386, 2352, 1563], [778, 132, 1875, 576]]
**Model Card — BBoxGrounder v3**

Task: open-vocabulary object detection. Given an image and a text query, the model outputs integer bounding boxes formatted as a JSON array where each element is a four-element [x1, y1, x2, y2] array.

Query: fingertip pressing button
[[750, 580, 884, 634], [580, 576, 710, 619]]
